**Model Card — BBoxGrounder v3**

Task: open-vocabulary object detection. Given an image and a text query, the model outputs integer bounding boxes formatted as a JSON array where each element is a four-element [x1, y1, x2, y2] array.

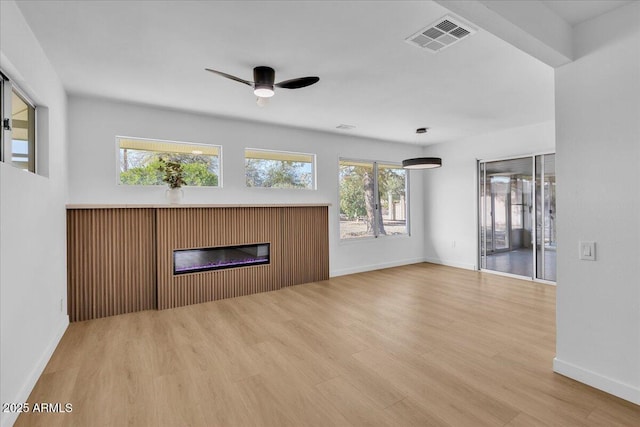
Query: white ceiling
[[541, 0, 632, 26], [10, 1, 625, 145]]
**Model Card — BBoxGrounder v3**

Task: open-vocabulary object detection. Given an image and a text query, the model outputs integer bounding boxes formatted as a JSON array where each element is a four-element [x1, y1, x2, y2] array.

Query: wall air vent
[[405, 15, 476, 53]]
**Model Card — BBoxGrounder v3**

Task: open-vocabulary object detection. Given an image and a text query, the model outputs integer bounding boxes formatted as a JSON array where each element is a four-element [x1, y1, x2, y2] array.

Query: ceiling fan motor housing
[[254, 66, 275, 94]]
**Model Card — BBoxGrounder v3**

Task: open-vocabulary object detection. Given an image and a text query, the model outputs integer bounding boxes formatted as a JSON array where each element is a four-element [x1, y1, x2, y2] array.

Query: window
[[1, 73, 36, 173], [339, 159, 408, 239], [118, 137, 221, 186], [245, 148, 315, 189]]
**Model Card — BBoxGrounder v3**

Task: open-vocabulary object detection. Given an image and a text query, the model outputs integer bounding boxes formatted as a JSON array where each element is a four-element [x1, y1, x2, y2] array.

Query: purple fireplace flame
[[173, 243, 270, 275]]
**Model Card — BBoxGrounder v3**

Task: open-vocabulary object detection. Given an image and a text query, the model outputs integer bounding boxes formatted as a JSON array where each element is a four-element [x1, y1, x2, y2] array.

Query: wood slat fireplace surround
[[67, 205, 329, 322]]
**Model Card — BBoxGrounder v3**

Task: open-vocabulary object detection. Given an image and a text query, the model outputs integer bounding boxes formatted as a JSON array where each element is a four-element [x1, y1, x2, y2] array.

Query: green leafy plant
[[158, 158, 185, 189]]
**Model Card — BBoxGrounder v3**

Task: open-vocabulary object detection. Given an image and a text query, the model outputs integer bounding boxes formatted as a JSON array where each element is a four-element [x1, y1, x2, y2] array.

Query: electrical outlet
[[579, 241, 596, 261]]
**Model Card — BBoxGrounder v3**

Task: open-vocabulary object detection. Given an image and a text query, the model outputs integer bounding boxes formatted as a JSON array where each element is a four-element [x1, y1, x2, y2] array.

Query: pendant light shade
[[403, 128, 441, 169], [402, 157, 442, 169]]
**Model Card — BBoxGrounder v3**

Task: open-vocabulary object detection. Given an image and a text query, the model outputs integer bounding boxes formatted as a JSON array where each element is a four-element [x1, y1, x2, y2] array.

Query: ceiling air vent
[[336, 124, 356, 130], [405, 15, 476, 53]]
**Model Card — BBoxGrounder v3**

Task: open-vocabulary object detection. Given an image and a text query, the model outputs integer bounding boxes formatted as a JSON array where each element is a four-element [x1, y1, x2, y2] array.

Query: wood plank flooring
[[16, 263, 640, 426]]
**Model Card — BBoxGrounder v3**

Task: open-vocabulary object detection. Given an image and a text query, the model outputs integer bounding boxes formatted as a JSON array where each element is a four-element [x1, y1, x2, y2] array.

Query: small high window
[[245, 148, 316, 189], [118, 137, 221, 187], [1, 73, 36, 173]]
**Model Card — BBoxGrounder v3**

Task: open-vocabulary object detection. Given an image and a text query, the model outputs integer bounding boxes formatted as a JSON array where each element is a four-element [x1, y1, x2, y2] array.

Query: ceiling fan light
[[402, 157, 442, 169], [254, 85, 274, 98]]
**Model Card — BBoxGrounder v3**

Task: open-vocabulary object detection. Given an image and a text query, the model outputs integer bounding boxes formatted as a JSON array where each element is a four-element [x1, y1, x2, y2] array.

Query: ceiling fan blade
[[205, 68, 253, 86], [275, 76, 320, 89]]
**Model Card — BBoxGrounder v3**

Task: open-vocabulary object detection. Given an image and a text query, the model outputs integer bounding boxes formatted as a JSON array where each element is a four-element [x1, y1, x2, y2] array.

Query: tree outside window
[[245, 149, 315, 189], [118, 137, 220, 187], [339, 159, 408, 239]]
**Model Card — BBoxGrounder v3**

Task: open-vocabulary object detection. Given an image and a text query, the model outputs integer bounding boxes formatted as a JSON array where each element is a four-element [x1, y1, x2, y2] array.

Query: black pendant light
[[402, 157, 442, 169], [402, 128, 442, 169]]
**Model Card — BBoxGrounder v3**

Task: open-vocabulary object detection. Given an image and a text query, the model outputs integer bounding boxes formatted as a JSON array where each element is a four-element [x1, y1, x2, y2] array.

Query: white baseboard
[[423, 256, 476, 271], [553, 357, 640, 405], [330, 257, 427, 277], [1, 316, 69, 427]]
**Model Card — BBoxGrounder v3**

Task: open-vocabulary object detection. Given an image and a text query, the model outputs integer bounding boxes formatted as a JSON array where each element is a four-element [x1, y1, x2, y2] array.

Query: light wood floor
[[17, 263, 640, 426]]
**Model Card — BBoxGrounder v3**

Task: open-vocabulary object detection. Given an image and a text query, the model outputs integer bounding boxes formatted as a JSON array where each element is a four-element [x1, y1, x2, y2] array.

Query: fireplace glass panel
[[174, 243, 270, 275]]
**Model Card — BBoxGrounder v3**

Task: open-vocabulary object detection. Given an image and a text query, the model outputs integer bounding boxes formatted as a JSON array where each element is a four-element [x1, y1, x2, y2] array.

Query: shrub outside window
[[339, 159, 408, 239], [118, 137, 221, 187], [245, 148, 315, 189]]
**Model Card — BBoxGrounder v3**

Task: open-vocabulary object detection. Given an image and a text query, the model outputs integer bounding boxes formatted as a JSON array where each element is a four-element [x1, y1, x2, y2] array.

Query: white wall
[[67, 95, 426, 276], [0, 2, 69, 427], [554, 1, 640, 404], [421, 121, 555, 270]]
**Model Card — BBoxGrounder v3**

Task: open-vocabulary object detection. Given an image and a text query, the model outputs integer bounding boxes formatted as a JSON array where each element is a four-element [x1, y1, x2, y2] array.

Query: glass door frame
[[487, 175, 512, 253], [539, 155, 546, 280], [477, 152, 556, 284], [536, 154, 557, 282]]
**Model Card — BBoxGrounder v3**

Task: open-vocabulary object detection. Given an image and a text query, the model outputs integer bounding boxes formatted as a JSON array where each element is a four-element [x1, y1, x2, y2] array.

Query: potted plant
[[158, 158, 185, 204]]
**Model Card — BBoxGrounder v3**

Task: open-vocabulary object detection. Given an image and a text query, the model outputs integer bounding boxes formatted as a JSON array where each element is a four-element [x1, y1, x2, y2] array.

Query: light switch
[[579, 241, 596, 261]]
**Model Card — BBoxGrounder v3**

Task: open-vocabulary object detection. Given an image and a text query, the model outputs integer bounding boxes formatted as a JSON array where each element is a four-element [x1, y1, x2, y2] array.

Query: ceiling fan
[[205, 66, 319, 106]]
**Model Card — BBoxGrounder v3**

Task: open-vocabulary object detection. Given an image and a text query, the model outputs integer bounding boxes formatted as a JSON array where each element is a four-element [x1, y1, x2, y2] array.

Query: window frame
[[115, 135, 223, 187], [338, 157, 410, 241], [1, 71, 37, 173], [244, 147, 317, 190]]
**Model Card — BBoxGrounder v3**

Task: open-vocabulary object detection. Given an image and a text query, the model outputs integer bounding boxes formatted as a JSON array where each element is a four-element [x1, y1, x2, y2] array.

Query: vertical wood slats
[[156, 207, 283, 310], [281, 206, 330, 287], [67, 206, 329, 319], [67, 208, 156, 322]]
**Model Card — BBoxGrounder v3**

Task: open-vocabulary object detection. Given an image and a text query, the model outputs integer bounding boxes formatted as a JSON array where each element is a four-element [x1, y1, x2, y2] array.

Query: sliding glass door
[[479, 157, 534, 277], [479, 154, 556, 282]]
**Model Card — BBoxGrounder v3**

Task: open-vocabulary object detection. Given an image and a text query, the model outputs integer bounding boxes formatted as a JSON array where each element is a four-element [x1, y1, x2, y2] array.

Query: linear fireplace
[[173, 243, 270, 275]]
